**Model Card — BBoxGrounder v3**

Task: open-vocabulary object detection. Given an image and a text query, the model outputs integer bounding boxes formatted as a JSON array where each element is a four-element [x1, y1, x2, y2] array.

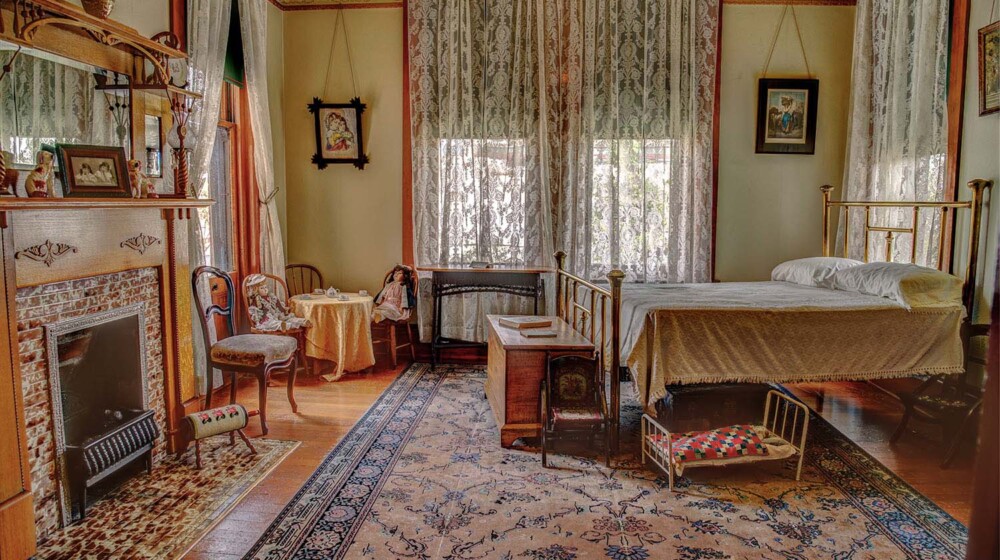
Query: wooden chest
[[486, 315, 595, 447]]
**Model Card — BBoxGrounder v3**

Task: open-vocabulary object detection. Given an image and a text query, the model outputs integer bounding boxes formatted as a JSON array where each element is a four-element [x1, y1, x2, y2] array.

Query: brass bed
[[555, 180, 994, 450]]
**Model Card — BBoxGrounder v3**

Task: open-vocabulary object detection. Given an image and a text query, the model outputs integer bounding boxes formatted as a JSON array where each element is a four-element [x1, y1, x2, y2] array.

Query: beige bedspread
[[620, 282, 965, 408]]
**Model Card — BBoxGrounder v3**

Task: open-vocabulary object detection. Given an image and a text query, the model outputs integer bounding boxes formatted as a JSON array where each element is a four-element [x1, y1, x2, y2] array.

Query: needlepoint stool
[[179, 404, 258, 469]]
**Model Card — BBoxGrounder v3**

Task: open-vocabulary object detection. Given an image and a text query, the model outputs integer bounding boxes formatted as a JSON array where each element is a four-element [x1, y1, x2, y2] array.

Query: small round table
[[290, 292, 375, 380]]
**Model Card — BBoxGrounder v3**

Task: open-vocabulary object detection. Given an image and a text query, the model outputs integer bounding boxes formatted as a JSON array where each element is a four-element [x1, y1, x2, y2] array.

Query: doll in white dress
[[245, 274, 309, 332], [372, 265, 416, 323]]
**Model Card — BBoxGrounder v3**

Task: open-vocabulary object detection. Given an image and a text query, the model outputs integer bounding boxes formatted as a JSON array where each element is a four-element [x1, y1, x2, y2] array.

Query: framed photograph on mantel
[[755, 78, 819, 155], [308, 97, 369, 170], [55, 144, 131, 198], [979, 20, 999, 116]]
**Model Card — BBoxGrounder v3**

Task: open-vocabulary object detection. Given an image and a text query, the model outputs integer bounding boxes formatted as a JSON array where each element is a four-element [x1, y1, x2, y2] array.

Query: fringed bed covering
[[618, 282, 965, 409]]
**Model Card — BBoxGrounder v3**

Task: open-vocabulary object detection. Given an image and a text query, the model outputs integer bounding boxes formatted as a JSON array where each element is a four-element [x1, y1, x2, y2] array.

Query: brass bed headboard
[[821, 179, 993, 314], [557, 178, 994, 452]]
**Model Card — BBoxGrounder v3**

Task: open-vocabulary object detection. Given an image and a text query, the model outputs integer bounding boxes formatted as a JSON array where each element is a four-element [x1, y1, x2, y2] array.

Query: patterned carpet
[[246, 364, 967, 560], [35, 437, 299, 560]]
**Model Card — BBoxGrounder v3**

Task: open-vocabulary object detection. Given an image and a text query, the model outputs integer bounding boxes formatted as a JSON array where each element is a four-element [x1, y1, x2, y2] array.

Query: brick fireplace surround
[[0, 202, 210, 556], [16, 268, 167, 540]]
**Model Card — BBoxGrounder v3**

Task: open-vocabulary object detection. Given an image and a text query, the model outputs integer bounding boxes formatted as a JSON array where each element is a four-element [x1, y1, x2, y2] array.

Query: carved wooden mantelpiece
[[13, 240, 77, 267], [120, 233, 162, 255]]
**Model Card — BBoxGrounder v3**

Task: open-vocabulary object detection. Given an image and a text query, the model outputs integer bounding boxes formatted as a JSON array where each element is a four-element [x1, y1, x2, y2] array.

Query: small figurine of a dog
[[24, 151, 55, 198]]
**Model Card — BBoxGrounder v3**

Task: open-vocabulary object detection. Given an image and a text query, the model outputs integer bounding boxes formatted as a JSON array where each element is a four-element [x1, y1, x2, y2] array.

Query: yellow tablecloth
[[290, 293, 375, 380]]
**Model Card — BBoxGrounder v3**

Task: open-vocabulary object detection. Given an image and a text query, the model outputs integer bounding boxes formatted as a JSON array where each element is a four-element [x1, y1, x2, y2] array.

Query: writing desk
[[418, 266, 549, 367]]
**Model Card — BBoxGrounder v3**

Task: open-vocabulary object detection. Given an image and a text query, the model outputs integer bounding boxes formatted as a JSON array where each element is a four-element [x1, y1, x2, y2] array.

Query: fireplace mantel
[[0, 199, 212, 553]]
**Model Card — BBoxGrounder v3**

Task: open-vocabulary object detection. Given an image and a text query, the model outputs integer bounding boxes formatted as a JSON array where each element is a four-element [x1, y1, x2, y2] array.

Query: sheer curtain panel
[[838, 0, 950, 266], [408, 0, 719, 283]]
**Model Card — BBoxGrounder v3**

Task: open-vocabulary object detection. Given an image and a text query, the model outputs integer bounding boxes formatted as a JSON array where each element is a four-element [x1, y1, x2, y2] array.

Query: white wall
[[282, 8, 404, 295], [715, 5, 856, 281], [65, 0, 171, 39], [958, 0, 1000, 324]]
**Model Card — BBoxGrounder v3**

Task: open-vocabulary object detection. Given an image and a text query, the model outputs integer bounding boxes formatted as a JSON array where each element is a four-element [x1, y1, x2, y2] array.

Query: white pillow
[[771, 257, 864, 288], [826, 262, 963, 309]]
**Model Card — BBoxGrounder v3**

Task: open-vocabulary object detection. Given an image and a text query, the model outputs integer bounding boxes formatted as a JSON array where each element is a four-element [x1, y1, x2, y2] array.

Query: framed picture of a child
[[308, 97, 369, 170]]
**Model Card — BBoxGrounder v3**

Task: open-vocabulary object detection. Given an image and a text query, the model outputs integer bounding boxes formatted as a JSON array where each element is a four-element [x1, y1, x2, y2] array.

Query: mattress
[[618, 281, 965, 409]]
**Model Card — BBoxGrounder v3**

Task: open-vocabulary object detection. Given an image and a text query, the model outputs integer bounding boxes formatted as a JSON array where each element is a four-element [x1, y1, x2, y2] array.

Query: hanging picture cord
[[322, 9, 359, 100], [761, 4, 811, 79], [990, 0, 997, 24]]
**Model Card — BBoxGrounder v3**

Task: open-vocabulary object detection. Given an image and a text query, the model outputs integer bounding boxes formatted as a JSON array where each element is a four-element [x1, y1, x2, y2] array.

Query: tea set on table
[[297, 287, 370, 301]]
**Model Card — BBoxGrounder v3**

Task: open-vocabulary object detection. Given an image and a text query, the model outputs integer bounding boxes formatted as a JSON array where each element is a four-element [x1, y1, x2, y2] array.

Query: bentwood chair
[[241, 273, 312, 376], [192, 266, 298, 435], [540, 353, 610, 468], [285, 263, 324, 297], [371, 265, 418, 367]]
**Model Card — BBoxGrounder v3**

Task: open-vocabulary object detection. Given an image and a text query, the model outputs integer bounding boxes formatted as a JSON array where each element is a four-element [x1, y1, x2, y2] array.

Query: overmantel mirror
[[0, 40, 134, 197]]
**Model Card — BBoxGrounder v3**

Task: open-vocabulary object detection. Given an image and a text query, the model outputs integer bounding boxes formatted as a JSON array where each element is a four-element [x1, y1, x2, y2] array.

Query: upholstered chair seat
[[210, 334, 297, 367], [551, 406, 605, 425]]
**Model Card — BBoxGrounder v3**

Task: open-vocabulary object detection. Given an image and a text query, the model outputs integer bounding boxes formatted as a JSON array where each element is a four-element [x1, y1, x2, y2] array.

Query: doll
[[245, 274, 309, 332], [372, 265, 416, 323]]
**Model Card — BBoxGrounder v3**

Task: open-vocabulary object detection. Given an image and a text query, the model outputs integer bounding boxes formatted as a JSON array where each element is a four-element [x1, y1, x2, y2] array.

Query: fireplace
[[45, 303, 159, 525]]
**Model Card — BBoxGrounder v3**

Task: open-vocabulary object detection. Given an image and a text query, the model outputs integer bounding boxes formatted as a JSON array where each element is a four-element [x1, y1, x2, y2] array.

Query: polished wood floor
[[184, 364, 976, 559]]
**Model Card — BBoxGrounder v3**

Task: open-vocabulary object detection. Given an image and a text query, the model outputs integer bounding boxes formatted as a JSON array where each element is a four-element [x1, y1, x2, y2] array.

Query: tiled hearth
[[15, 268, 166, 541]]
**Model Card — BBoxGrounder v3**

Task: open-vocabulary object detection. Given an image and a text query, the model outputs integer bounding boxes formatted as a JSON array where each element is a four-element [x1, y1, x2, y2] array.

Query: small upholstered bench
[[641, 390, 809, 491], [178, 404, 258, 469]]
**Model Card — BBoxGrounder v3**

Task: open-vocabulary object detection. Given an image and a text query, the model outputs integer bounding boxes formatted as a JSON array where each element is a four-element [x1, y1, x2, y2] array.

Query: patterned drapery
[[839, 0, 950, 266], [409, 0, 719, 283]]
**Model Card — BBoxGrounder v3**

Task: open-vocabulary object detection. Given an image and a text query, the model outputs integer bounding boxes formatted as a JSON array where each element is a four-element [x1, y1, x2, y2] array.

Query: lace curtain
[[0, 52, 121, 167], [838, 0, 950, 266], [239, 0, 287, 278], [409, 0, 719, 282], [187, 0, 233, 393]]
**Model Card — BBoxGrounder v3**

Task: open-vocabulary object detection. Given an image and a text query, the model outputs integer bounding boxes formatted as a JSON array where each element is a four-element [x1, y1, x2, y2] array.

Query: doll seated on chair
[[245, 274, 309, 332], [372, 265, 416, 323]]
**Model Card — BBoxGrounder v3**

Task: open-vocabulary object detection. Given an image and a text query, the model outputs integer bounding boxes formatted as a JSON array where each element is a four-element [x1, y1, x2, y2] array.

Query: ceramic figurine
[[24, 151, 55, 198], [372, 265, 416, 323], [128, 158, 157, 198]]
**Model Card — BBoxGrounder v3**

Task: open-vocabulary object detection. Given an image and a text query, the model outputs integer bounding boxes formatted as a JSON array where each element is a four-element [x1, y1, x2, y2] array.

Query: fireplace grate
[[65, 408, 159, 520]]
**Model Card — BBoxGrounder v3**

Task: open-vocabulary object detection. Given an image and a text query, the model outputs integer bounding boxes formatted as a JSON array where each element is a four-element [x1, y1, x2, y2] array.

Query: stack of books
[[499, 316, 557, 338]]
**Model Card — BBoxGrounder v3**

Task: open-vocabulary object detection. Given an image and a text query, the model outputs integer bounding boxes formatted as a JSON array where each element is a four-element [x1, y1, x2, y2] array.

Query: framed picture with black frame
[[755, 78, 819, 155], [308, 97, 369, 170]]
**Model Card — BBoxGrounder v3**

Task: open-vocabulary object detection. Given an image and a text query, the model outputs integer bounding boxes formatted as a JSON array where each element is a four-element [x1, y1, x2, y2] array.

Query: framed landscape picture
[[308, 97, 369, 170], [979, 21, 999, 116], [755, 78, 819, 155], [55, 144, 131, 198]]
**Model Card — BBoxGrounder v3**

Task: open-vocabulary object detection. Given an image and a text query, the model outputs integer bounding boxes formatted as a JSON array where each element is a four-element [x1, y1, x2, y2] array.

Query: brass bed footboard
[[553, 252, 624, 451]]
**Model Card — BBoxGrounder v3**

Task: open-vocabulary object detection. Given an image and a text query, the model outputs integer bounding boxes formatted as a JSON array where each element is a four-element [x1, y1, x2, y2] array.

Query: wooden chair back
[[192, 266, 237, 348], [285, 264, 323, 296], [241, 273, 292, 332], [545, 353, 603, 411]]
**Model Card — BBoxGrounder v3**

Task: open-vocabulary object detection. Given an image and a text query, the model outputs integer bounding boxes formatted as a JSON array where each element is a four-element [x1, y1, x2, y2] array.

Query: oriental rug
[[247, 364, 967, 560], [34, 437, 299, 560]]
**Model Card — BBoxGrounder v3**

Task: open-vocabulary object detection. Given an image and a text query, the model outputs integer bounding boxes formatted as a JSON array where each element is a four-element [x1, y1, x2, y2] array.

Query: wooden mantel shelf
[[0, 198, 213, 211]]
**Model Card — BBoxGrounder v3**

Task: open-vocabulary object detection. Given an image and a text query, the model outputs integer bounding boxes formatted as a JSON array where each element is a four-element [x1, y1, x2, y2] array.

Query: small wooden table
[[486, 315, 595, 447]]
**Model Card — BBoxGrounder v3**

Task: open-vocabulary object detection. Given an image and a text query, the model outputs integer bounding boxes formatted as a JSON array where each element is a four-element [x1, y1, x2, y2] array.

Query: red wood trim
[[169, 0, 187, 53], [710, 1, 724, 282], [267, 0, 403, 11], [942, 0, 970, 273], [402, 0, 414, 265]]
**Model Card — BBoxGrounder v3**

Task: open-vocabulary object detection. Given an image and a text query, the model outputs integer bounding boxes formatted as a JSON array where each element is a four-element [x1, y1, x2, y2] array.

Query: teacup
[[338, 294, 349, 301], [312, 288, 324, 295], [359, 290, 369, 297]]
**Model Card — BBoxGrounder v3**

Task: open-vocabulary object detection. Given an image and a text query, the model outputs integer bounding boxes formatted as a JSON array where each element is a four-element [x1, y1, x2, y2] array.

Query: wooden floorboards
[[183, 365, 976, 559]]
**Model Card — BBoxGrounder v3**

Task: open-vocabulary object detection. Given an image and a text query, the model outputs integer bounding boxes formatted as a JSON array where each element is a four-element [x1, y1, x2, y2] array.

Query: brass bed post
[[964, 179, 993, 314], [608, 269, 625, 453], [821, 185, 834, 256], [554, 251, 566, 320]]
